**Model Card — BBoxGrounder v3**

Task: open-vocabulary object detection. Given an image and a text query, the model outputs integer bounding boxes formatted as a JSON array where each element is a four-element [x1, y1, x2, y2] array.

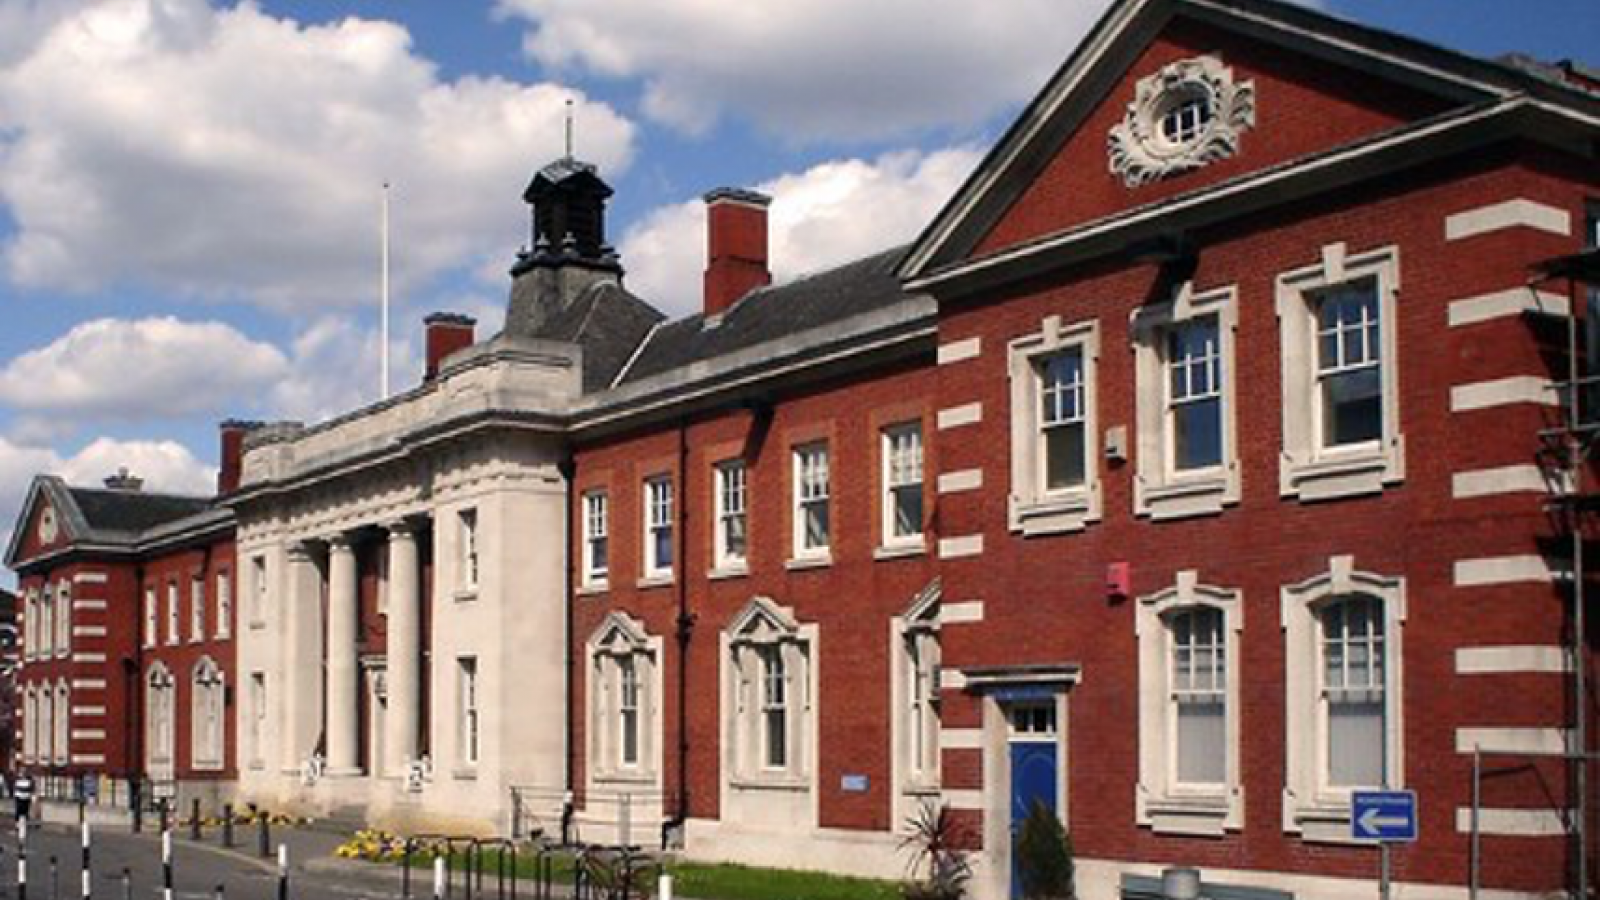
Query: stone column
[[282, 542, 323, 773], [326, 534, 361, 776], [385, 520, 422, 774]]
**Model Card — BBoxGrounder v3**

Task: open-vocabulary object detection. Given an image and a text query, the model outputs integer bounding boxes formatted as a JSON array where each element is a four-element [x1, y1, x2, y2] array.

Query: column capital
[[327, 532, 357, 552], [385, 518, 423, 538], [285, 542, 316, 563]]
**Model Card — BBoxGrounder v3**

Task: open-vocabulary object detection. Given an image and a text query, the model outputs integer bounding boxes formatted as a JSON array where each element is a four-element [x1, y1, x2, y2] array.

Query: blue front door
[[1007, 702, 1058, 899]]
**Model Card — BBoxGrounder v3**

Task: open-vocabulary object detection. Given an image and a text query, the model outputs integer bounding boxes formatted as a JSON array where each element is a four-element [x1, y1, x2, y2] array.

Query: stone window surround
[[1135, 570, 1244, 836], [721, 596, 819, 793], [191, 656, 226, 772], [1277, 242, 1405, 501], [1280, 555, 1406, 842], [215, 570, 232, 640], [146, 662, 176, 772], [1007, 316, 1103, 535], [890, 580, 942, 822], [1132, 283, 1241, 520], [587, 612, 664, 787]]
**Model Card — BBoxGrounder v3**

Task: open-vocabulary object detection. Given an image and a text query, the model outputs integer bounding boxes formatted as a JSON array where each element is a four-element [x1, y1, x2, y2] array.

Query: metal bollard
[[222, 805, 234, 849], [19, 813, 30, 900], [190, 800, 202, 841], [48, 855, 57, 900], [120, 869, 131, 900], [433, 856, 445, 900], [158, 803, 169, 836], [162, 828, 174, 900], [276, 844, 288, 900], [214, 885, 225, 900], [659, 873, 673, 900], [80, 820, 91, 900], [257, 817, 271, 859]]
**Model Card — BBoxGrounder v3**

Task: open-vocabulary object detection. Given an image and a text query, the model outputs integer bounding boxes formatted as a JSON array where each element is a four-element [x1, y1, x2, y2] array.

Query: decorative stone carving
[[1108, 55, 1256, 188]]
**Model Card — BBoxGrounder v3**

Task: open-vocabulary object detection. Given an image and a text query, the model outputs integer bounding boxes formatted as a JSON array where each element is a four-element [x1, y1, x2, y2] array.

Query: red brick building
[[5, 457, 239, 811], [892, 1, 1598, 897]]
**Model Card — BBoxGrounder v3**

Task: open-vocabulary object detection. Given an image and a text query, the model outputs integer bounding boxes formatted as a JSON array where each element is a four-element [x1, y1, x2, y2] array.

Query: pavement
[[0, 814, 451, 899]]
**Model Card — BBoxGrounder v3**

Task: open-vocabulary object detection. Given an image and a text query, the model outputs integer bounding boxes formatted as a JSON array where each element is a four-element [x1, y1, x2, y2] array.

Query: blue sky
[[0, 0, 1594, 582]]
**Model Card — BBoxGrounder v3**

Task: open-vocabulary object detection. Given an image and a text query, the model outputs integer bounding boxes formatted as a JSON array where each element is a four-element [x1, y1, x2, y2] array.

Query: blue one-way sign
[[1351, 790, 1418, 842]]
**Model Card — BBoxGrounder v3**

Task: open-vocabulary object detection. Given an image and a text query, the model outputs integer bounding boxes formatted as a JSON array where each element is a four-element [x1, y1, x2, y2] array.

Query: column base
[[327, 767, 366, 779]]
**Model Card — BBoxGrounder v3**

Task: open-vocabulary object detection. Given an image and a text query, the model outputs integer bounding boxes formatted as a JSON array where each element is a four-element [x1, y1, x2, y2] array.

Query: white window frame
[[791, 443, 831, 562], [53, 680, 69, 764], [1281, 556, 1406, 841], [250, 556, 268, 628], [581, 490, 609, 589], [1133, 284, 1240, 519], [713, 460, 749, 574], [880, 423, 926, 552], [54, 582, 70, 657], [458, 509, 480, 593], [192, 657, 226, 771], [190, 573, 206, 643], [722, 597, 818, 790], [146, 663, 176, 773], [1008, 316, 1102, 535], [458, 656, 480, 769], [248, 672, 267, 769], [587, 612, 663, 786], [143, 587, 158, 649], [215, 570, 232, 640], [643, 476, 675, 581], [1135, 571, 1243, 835], [37, 584, 52, 656], [22, 686, 35, 763], [165, 580, 180, 646], [891, 580, 942, 824], [23, 587, 37, 660], [1277, 243, 1403, 501]]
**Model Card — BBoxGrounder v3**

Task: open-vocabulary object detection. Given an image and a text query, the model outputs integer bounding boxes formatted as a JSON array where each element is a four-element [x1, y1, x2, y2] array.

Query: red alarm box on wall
[[1106, 562, 1131, 600]]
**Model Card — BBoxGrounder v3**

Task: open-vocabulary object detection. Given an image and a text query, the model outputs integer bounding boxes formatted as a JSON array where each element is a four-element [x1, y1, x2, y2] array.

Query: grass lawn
[[395, 845, 904, 900]]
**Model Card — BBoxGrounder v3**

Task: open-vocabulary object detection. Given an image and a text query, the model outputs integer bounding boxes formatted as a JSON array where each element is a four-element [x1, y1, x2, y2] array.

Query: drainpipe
[[559, 457, 576, 819], [128, 565, 146, 829], [672, 420, 694, 841]]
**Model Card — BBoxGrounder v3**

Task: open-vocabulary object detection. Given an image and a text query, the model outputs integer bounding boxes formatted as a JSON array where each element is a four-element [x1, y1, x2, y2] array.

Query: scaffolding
[[1519, 247, 1600, 900]]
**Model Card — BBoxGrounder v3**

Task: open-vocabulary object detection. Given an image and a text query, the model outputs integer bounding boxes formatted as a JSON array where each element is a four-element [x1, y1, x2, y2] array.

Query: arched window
[[1319, 596, 1386, 788], [587, 612, 661, 782], [723, 597, 815, 785], [146, 664, 176, 773], [1281, 556, 1405, 840], [53, 680, 70, 764], [192, 658, 226, 771], [1135, 571, 1242, 835]]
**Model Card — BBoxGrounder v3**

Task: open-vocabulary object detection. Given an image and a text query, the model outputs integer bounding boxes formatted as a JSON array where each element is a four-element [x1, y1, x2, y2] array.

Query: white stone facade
[[231, 335, 579, 834]]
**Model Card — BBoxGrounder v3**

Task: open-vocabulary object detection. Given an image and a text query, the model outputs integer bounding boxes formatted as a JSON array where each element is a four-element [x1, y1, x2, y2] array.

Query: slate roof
[[532, 281, 666, 392], [67, 487, 213, 536], [619, 246, 912, 385]]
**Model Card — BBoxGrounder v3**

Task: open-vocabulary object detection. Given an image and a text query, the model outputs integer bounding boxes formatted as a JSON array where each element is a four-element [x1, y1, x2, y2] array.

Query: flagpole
[[381, 181, 391, 400]]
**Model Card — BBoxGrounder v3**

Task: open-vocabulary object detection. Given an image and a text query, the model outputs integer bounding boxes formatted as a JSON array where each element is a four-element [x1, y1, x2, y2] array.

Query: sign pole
[[1379, 842, 1390, 900]]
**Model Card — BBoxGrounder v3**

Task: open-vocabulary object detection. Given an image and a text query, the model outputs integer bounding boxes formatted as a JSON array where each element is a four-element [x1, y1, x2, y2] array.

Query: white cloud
[[620, 146, 982, 316], [267, 313, 424, 424], [0, 0, 637, 308], [496, 0, 1107, 141], [0, 316, 288, 421]]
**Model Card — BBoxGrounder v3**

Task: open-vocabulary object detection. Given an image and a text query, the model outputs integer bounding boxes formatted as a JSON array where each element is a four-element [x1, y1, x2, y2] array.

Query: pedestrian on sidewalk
[[13, 768, 34, 821]]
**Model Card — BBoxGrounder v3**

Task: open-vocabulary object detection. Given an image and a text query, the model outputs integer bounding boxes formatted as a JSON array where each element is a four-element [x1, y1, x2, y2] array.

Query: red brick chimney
[[703, 188, 772, 318], [217, 419, 259, 495], [424, 313, 477, 381]]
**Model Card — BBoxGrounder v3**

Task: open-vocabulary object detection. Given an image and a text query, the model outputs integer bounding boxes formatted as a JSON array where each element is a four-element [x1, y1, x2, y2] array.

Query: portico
[[230, 331, 582, 833]]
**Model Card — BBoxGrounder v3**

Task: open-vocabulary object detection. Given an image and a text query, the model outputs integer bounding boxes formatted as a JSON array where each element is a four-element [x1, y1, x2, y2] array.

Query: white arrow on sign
[[1359, 807, 1408, 833]]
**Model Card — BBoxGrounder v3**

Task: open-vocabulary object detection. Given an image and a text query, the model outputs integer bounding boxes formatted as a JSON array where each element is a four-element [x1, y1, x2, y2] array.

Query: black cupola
[[513, 157, 620, 275]]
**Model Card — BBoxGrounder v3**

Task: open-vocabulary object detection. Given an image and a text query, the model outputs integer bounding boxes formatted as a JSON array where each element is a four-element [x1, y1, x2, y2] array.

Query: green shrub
[[1014, 800, 1074, 900]]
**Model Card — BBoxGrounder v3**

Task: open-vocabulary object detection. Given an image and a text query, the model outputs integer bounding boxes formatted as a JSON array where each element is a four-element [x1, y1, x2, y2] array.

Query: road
[[0, 817, 427, 900]]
